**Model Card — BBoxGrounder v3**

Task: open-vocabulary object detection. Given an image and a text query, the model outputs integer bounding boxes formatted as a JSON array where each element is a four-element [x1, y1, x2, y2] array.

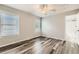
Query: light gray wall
[[0, 5, 40, 47], [42, 9, 79, 40], [42, 14, 65, 40]]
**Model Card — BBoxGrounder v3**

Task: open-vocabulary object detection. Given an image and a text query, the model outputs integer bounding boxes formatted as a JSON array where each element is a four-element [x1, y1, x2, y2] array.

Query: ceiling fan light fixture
[[38, 4, 55, 15]]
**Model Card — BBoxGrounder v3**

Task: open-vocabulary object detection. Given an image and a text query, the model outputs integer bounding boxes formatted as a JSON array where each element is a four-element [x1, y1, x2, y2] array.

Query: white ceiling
[[5, 4, 79, 17]]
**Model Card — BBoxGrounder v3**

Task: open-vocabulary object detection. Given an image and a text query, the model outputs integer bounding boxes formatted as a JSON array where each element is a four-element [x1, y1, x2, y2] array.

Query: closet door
[[65, 13, 79, 43], [65, 14, 77, 42], [76, 13, 79, 43]]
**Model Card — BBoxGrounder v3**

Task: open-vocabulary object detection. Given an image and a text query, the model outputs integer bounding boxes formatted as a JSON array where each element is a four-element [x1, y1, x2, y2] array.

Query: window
[[0, 12, 19, 36], [35, 19, 40, 33]]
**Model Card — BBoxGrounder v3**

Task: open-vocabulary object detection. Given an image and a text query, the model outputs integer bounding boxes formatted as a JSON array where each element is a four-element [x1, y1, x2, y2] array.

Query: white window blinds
[[0, 12, 19, 36]]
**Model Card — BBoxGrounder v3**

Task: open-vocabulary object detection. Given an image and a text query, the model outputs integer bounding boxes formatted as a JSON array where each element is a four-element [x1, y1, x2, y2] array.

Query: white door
[[65, 14, 77, 43], [76, 13, 79, 44]]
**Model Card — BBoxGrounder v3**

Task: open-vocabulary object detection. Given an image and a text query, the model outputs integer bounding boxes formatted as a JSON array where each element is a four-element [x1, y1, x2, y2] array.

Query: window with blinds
[[0, 12, 19, 36]]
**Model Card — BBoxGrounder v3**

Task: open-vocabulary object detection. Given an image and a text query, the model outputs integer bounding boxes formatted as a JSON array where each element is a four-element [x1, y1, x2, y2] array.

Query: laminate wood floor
[[0, 37, 79, 54]]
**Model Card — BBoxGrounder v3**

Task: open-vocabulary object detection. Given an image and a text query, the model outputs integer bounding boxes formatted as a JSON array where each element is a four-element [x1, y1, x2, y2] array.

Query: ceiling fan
[[38, 4, 56, 17]]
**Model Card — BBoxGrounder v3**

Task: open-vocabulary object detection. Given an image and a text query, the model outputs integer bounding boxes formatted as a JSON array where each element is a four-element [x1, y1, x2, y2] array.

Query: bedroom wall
[[0, 5, 40, 47], [42, 9, 79, 40], [42, 14, 65, 40]]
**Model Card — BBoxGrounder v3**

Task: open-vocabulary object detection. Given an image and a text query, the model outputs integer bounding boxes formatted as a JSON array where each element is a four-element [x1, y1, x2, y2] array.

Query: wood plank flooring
[[0, 37, 79, 54], [61, 41, 79, 54]]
